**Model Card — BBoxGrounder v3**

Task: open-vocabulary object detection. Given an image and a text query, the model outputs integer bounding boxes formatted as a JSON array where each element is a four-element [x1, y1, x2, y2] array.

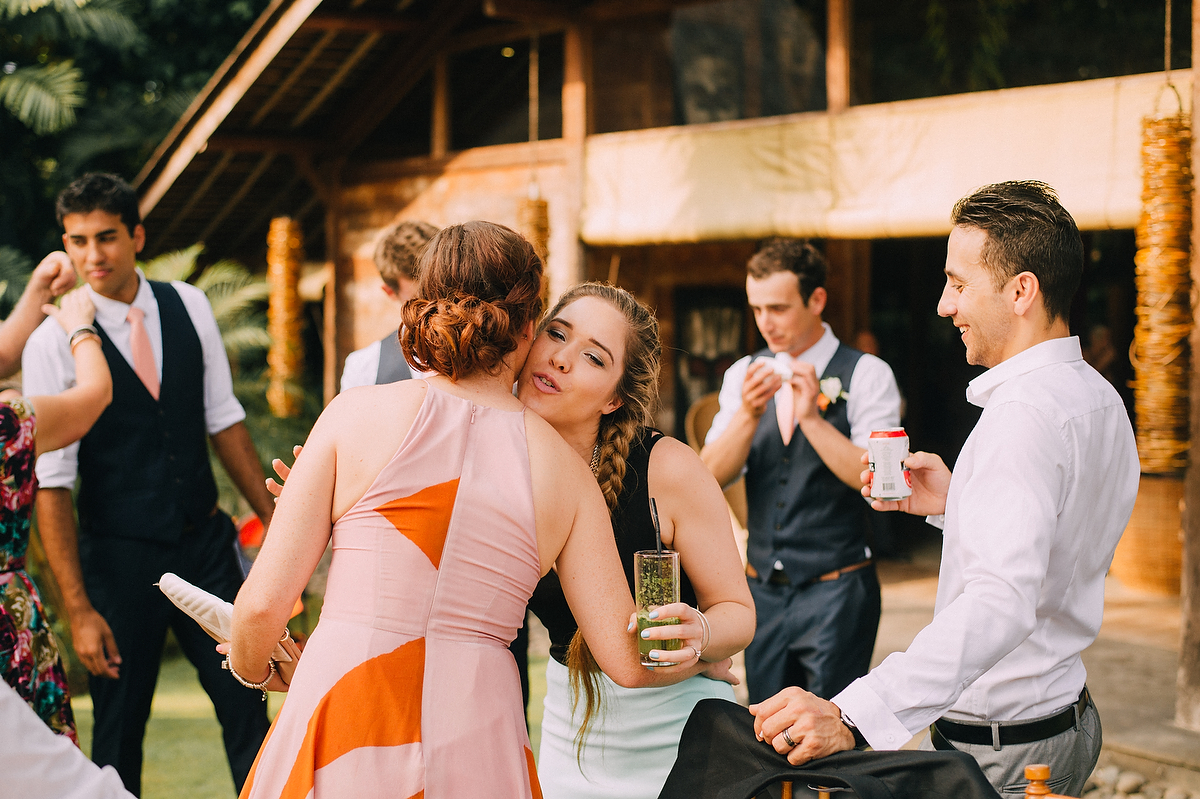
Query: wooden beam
[[136, 0, 324, 217], [149, 150, 236, 253], [431, 52, 449, 159], [448, 21, 565, 54], [325, 0, 476, 155], [207, 134, 319, 154], [292, 31, 382, 128], [1177, 0, 1200, 734], [583, 0, 712, 21], [195, 153, 277, 245], [229, 173, 307, 252], [483, 0, 573, 24], [250, 29, 338, 127], [826, 0, 851, 111], [300, 12, 420, 32]]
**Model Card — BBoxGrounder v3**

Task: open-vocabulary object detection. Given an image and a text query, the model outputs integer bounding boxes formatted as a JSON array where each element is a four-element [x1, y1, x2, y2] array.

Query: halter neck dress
[[241, 383, 543, 799]]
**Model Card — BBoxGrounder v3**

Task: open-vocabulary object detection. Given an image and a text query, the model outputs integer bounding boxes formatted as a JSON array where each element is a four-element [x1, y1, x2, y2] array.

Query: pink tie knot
[[126, 307, 144, 324]]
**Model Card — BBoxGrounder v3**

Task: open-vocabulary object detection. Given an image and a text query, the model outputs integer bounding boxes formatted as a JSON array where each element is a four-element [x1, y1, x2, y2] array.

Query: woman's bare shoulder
[[318, 380, 429, 440], [648, 434, 714, 484]]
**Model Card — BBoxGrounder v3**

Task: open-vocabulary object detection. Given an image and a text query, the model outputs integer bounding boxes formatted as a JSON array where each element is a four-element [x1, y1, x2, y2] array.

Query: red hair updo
[[399, 221, 544, 380]]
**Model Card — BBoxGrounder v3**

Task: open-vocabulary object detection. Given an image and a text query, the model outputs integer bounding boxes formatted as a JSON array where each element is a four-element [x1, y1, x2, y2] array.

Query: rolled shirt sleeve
[[844, 353, 902, 448], [172, 281, 245, 434], [834, 400, 1067, 747], [704, 354, 751, 447], [22, 318, 79, 489]]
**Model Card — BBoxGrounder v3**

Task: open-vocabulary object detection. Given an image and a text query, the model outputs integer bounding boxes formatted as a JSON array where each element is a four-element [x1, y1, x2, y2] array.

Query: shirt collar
[[88, 269, 154, 330], [787, 323, 839, 374], [965, 336, 1083, 408]]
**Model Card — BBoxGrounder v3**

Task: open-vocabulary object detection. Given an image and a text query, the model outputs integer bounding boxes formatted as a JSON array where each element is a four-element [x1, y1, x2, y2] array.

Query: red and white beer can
[[868, 428, 912, 501]]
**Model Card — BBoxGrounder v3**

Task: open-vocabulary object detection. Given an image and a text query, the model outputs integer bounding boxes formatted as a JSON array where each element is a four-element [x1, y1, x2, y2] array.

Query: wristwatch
[[841, 715, 870, 750]]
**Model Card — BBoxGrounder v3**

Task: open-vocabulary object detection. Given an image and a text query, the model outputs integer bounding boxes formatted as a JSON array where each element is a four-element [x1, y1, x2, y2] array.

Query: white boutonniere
[[817, 377, 849, 414]]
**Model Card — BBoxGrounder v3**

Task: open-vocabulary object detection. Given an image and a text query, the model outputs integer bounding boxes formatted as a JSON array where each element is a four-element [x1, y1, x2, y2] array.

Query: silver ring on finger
[[782, 727, 797, 748]]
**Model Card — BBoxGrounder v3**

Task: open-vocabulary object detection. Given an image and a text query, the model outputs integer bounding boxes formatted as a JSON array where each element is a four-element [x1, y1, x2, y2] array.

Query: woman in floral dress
[[0, 253, 112, 742]]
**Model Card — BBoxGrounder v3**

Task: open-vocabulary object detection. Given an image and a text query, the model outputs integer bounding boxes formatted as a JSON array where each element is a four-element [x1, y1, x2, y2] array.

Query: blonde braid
[[593, 413, 640, 512]]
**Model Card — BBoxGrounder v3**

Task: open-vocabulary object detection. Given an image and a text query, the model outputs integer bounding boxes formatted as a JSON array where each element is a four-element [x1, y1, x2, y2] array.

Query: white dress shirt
[[1, 682, 134, 799], [833, 336, 1139, 749], [705, 323, 902, 450], [339, 339, 382, 392], [339, 328, 432, 393], [22, 270, 245, 489]]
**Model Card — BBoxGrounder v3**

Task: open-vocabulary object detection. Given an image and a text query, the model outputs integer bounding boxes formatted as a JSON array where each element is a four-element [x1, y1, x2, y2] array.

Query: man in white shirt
[[702, 239, 902, 703], [749, 181, 1139, 797], [23, 173, 277, 795], [339, 219, 437, 391]]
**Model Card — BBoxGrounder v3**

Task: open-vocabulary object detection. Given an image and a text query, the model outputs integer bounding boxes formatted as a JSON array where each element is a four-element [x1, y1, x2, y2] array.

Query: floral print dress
[[0, 397, 76, 743]]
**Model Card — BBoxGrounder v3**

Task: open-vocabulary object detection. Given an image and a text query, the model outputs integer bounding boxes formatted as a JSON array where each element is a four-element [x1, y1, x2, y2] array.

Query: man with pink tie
[[701, 239, 901, 704], [22, 173, 276, 796]]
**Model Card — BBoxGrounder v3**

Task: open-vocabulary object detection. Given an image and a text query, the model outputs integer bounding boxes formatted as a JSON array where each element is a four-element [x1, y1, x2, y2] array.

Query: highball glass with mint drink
[[634, 550, 682, 666]]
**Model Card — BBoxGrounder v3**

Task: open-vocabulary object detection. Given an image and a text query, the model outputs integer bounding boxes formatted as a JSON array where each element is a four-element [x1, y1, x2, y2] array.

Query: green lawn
[[73, 644, 550, 799]]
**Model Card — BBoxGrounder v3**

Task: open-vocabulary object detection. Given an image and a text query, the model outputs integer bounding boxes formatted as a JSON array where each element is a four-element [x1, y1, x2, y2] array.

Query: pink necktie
[[774, 353, 795, 446], [126, 307, 160, 400]]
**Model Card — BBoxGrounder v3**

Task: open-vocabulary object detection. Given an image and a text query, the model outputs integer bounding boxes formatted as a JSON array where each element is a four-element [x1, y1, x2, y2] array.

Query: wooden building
[[134, 0, 1182, 442]]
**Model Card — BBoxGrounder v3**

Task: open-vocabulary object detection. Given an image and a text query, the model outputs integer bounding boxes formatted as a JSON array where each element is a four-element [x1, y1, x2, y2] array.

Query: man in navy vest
[[339, 219, 438, 391], [24, 174, 277, 795], [702, 239, 901, 704]]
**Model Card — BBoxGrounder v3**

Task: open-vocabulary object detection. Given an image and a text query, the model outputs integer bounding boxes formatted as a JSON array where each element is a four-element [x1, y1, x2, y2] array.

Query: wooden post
[[267, 217, 304, 417], [432, 52, 449, 159], [826, 0, 851, 111], [1177, 0, 1200, 732], [556, 22, 589, 300]]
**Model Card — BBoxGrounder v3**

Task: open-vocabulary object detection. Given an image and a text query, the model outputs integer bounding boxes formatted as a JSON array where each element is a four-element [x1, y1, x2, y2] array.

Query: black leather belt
[[931, 687, 1090, 750]]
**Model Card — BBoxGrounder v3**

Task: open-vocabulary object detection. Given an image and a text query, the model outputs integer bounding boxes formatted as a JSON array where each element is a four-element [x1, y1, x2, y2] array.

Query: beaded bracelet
[[223, 654, 275, 701]]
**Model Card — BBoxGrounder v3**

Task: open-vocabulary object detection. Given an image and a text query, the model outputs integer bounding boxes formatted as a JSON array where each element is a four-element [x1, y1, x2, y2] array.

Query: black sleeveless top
[[527, 429, 699, 665]]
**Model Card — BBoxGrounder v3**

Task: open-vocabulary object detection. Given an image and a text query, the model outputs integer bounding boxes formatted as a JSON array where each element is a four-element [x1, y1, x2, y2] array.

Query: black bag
[[658, 699, 1002, 799]]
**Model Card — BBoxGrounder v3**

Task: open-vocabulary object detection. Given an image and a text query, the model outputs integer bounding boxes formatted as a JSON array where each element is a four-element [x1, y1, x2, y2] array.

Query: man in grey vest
[[339, 220, 438, 390], [702, 239, 901, 704]]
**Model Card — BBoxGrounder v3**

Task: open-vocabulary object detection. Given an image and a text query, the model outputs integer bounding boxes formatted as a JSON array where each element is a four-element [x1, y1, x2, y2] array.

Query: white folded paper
[[156, 572, 292, 662]]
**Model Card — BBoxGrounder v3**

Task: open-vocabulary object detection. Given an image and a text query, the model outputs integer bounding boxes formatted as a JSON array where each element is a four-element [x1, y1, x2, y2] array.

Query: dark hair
[[56, 173, 141, 236], [399, 221, 543, 380], [746, 238, 826, 303], [951, 180, 1083, 321], [545, 283, 662, 756], [374, 220, 439, 291]]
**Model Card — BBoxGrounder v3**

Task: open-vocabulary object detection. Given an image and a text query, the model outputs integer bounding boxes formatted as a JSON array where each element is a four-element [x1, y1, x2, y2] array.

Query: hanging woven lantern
[[266, 216, 304, 418], [1131, 110, 1192, 473]]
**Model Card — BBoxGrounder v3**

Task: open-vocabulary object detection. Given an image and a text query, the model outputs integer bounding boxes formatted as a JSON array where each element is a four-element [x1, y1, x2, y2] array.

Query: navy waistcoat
[[77, 281, 219, 544], [744, 343, 869, 585]]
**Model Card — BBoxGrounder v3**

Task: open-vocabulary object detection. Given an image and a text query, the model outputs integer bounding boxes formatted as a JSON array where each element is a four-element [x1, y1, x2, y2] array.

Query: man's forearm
[[700, 409, 759, 487], [35, 488, 93, 618], [797, 415, 865, 490], [210, 421, 275, 526]]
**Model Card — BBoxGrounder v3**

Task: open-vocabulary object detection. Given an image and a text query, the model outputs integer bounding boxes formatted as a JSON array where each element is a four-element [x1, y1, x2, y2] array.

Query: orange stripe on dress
[[525, 746, 543, 799], [275, 638, 427, 799], [374, 478, 460, 569]]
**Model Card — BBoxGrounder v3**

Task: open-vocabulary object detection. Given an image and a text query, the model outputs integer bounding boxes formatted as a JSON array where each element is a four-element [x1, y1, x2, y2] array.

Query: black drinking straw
[[649, 497, 662, 554]]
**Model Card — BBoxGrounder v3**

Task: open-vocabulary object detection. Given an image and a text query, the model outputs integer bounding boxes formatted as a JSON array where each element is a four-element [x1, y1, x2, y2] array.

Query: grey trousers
[[921, 699, 1102, 797]]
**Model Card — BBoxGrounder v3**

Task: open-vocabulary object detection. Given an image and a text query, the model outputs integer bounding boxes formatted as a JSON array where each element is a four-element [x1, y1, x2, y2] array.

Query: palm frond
[[0, 247, 32, 318], [0, 0, 56, 20], [57, 0, 139, 49], [0, 61, 85, 134], [221, 326, 272, 359], [141, 243, 202, 283]]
